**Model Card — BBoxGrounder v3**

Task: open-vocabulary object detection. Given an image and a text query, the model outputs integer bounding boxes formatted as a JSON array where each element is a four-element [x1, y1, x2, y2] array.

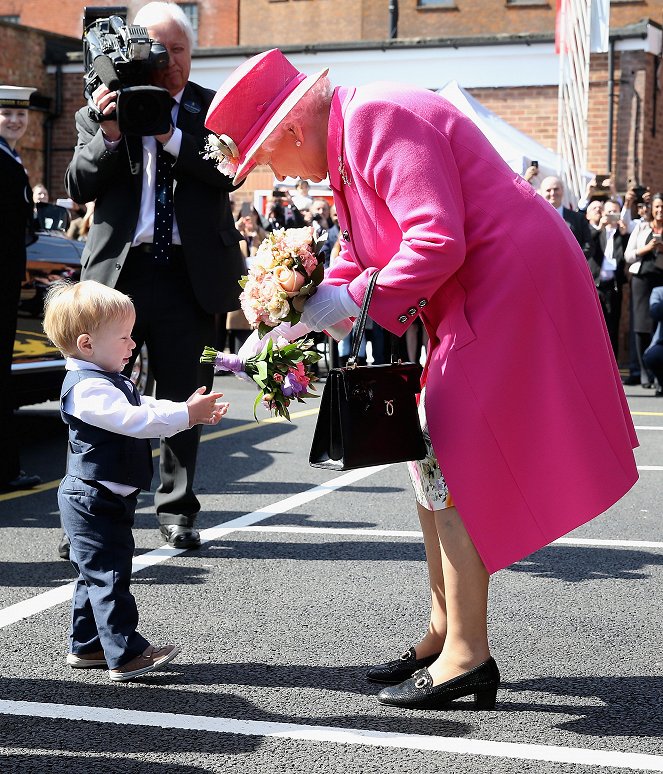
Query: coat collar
[[327, 86, 355, 191]]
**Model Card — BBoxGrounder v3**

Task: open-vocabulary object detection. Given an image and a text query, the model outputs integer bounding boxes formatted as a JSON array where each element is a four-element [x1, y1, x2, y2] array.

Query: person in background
[[206, 49, 638, 711], [64, 2, 244, 550], [265, 187, 305, 231], [42, 280, 228, 681], [32, 182, 48, 205], [522, 161, 540, 188], [585, 199, 604, 232], [587, 199, 628, 357], [290, 178, 313, 211], [624, 192, 663, 387], [538, 175, 592, 256], [0, 84, 41, 493], [66, 201, 95, 242], [643, 286, 663, 395]]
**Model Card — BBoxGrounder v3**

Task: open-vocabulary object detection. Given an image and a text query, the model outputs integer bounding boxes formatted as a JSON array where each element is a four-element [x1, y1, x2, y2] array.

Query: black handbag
[[309, 271, 427, 471]]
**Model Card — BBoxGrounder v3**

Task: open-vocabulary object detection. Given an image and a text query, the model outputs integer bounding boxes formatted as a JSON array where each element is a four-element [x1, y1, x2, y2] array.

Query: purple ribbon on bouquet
[[215, 352, 245, 373]]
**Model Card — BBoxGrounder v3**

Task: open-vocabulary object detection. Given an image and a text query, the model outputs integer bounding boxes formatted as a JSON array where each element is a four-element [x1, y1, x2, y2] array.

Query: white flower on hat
[[202, 133, 240, 178]]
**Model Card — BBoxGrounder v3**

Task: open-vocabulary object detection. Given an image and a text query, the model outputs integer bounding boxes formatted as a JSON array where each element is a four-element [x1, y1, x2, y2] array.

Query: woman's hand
[[300, 284, 360, 331]]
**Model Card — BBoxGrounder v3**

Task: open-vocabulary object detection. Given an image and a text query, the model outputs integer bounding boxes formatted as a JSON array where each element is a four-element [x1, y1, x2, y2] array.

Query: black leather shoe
[[377, 657, 500, 710], [58, 531, 70, 561], [0, 471, 41, 493], [366, 647, 441, 684], [159, 525, 201, 549]]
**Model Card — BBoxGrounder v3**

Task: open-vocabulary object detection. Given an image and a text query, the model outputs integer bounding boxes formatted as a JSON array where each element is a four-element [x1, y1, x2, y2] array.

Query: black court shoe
[[366, 646, 441, 684], [377, 657, 500, 710]]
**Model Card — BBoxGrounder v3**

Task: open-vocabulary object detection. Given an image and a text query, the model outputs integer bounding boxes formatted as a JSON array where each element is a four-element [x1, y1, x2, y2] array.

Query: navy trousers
[[58, 475, 149, 669]]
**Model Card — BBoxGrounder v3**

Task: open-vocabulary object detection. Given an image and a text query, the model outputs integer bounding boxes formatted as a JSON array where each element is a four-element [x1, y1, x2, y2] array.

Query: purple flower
[[281, 371, 307, 398]]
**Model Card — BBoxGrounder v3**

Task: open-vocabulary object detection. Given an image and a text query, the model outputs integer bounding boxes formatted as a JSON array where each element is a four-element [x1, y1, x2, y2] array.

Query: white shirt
[[103, 89, 184, 247], [599, 226, 617, 281], [64, 358, 190, 494]]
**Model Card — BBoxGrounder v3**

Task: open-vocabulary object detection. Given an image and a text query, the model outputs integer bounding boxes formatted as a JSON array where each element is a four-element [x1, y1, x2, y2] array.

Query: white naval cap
[[0, 85, 36, 108]]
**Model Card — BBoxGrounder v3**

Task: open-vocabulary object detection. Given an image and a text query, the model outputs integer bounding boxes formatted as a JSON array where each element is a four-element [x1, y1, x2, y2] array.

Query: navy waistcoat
[[60, 369, 153, 491]]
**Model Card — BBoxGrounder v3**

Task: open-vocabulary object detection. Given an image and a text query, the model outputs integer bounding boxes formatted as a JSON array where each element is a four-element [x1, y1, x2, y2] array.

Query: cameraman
[[265, 188, 305, 231], [64, 2, 244, 551]]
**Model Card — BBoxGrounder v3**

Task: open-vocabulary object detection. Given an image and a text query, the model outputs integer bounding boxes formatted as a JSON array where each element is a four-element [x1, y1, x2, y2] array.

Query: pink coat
[[326, 85, 638, 574]]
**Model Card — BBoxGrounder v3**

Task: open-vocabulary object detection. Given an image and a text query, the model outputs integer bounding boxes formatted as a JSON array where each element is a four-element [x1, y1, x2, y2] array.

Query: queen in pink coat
[[206, 49, 638, 712]]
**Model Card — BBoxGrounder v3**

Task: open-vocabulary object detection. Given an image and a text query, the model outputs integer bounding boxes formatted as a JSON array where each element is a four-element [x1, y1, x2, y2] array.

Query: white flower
[[202, 133, 239, 178]]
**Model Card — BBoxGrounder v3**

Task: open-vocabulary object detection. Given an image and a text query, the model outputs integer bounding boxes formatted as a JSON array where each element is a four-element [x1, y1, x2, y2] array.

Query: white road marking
[[0, 700, 661, 771], [0, 466, 389, 629], [229, 526, 663, 551]]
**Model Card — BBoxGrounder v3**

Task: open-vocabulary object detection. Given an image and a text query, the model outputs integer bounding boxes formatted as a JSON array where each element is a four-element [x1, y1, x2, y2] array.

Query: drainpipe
[[389, 0, 398, 40], [43, 61, 63, 193], [607, 37, 615, 173]]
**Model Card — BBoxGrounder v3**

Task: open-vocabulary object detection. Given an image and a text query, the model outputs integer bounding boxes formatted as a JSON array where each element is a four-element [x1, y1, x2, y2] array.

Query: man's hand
[[91, 84, 122, 142], [154, 126, 175, 145], [186, 387, 229, 426]]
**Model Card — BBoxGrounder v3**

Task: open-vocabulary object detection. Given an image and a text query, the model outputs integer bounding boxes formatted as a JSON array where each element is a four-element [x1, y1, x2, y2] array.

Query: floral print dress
[[407, 387, 455, 511]]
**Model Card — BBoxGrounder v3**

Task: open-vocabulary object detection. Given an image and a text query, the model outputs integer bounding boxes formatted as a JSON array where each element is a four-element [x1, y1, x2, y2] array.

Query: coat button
[[115, 263, 121, 270], [398, 315, 408, 324], [342, 230, 350, 241], [418, 298, 428, 307], [408, 307, 417, 316]]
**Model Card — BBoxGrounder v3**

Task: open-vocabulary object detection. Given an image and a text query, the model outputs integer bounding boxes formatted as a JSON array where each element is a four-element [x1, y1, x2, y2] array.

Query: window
[[0, 15, 20, 23], [177, 3, 198, 46], [505, 0, 549, 6], [417, 0, 456, 7]]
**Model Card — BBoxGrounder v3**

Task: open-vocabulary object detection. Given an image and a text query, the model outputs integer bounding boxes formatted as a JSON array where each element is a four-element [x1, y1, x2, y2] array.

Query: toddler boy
[[43, 280, 228, 681]]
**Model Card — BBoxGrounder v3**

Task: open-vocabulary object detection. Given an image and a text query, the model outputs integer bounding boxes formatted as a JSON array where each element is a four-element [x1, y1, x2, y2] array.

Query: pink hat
[[205, 49, 328, 184]]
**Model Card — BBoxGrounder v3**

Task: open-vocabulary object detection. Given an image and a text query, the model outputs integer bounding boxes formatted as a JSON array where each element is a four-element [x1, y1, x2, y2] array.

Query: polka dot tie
[[154, 140, 174, 264]]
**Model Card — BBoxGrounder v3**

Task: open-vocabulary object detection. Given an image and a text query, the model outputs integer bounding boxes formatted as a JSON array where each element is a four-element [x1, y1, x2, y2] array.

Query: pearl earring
[[295, 140, 302, 147]]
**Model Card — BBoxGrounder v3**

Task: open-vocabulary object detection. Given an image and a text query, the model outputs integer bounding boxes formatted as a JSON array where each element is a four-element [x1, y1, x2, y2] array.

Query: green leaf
[[310, 262, 325, 285], [252, 392, 263, 422], [255, 361, 268, 382]]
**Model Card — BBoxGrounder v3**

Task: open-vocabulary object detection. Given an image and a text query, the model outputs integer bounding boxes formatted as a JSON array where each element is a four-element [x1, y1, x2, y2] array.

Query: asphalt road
[[0, 374, 661, 773]]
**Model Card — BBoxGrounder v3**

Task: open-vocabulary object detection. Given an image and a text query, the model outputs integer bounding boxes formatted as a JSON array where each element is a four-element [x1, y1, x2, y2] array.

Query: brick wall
[[0, 21, 51, 189], [1, 0, 663, 49], [0, 0, 239, 46]]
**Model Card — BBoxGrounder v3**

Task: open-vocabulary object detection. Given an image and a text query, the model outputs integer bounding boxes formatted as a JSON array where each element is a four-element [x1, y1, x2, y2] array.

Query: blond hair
[[43, 280, 134, 357]]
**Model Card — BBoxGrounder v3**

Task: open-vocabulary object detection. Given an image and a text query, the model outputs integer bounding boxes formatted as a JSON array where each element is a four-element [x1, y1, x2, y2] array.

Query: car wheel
[[130, 344, 154, 397]]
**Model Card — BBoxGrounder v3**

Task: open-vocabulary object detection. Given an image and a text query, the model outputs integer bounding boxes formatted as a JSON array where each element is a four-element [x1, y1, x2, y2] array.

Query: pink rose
[[273, 265, 305, 295]]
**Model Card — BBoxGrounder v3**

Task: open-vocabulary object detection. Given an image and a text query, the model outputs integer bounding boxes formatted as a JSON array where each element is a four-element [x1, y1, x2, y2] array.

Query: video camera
[[82, 6, 172, 135]]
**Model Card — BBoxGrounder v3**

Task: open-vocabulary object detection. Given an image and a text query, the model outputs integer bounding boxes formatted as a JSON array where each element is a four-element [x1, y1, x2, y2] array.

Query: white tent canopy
[[437, 80, 562, 178], [437, 80, 591, 205]]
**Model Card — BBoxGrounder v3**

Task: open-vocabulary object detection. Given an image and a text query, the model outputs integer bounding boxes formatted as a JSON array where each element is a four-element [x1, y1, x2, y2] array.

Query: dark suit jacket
[[588, 226, 628, 288], [562, 207, 592, 258], [64, 81, 245, 315]]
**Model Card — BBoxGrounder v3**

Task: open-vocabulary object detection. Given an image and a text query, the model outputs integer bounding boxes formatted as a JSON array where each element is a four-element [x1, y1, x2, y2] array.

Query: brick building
[[2, 1, 662, 365], [2, 1, 663, 199]]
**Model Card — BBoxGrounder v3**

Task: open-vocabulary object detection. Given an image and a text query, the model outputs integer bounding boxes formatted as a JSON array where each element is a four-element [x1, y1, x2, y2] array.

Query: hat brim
[[232, 67, 329, 185]]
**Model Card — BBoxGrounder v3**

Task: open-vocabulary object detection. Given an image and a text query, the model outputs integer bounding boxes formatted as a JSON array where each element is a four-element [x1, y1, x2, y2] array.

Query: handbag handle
[[348, 270, 380, 366]]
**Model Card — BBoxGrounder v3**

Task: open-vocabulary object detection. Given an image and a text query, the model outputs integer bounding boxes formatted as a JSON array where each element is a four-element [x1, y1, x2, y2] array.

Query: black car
[[12, 213, 152, 408]]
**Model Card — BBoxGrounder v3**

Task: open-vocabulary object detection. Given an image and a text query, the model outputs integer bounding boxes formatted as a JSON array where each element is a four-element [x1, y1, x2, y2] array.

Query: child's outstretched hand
[[186, 387, 229, 427]]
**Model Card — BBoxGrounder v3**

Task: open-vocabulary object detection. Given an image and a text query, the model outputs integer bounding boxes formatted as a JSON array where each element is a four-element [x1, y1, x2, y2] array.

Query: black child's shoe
[[377, 656, 500, 710]]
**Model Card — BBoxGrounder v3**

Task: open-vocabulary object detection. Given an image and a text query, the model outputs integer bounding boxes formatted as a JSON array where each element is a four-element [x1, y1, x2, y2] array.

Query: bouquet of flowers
[[200, 338, 321, 421], [239, 226, 326, 337]]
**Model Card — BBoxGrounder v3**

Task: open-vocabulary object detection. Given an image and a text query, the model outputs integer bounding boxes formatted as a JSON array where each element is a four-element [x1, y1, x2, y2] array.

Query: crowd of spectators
[[529, 172, 663, 395]]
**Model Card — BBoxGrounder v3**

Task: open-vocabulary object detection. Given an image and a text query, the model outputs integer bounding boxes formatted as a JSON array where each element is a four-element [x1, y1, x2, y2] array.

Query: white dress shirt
[[103, 89, 184, 247], [599, 226, 617, 281], [63, 358, 190, 494]]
